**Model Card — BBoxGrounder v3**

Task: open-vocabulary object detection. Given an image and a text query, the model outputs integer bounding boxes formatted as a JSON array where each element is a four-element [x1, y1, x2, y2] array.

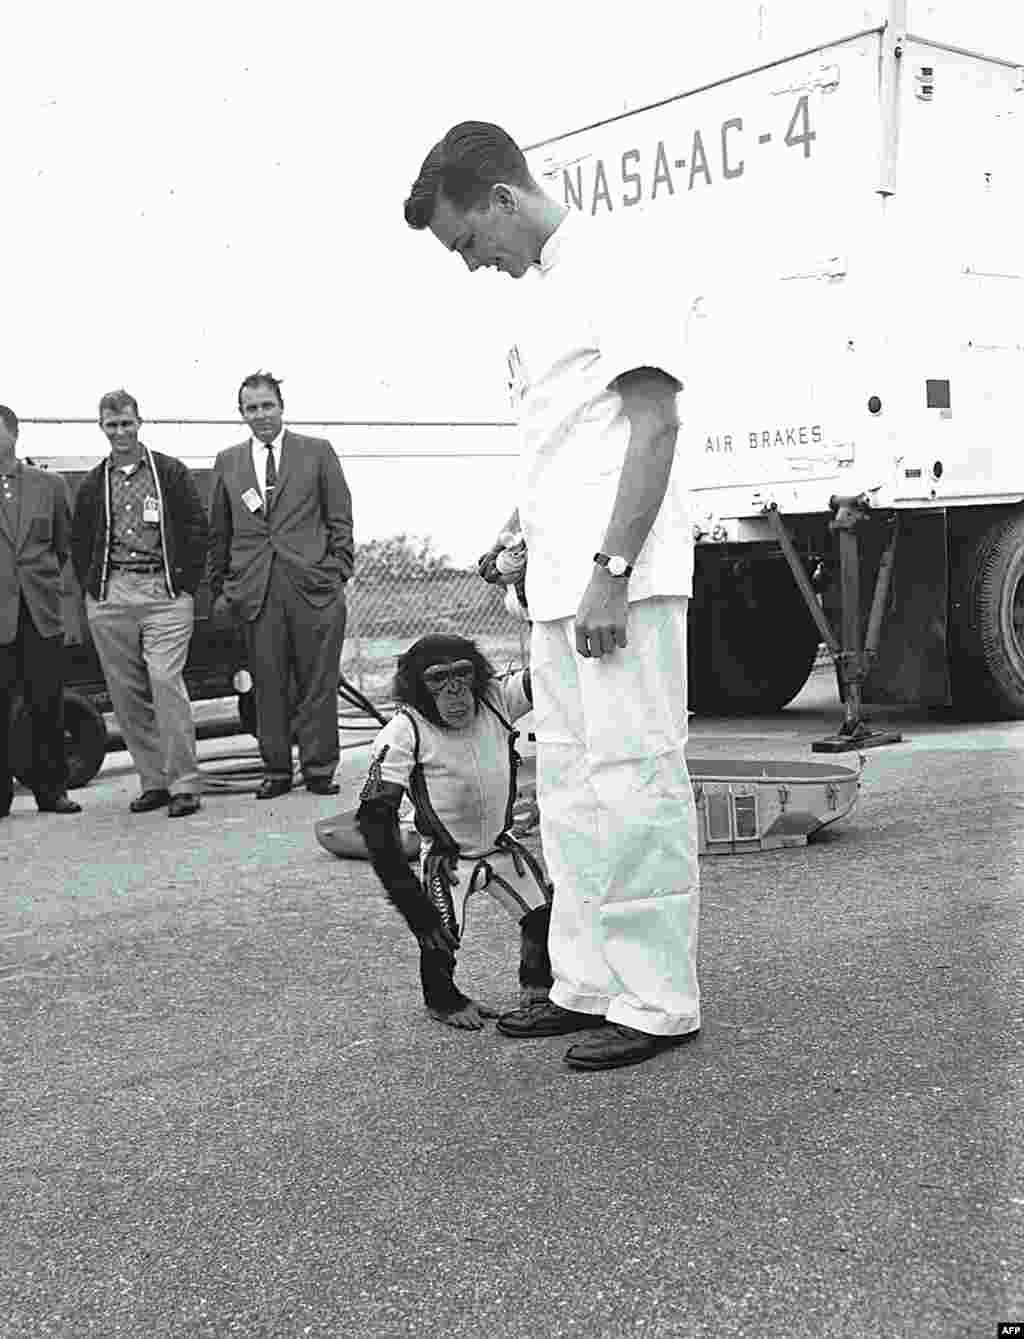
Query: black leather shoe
[[255, 778, 292, 800], [168, 793, 201, 818], [496, 1000, 607, 1038], [130, 788, 171, 813], [564, 1024, 700, 1071], [36, 792, 83, 815], [305, 779, 340, 796]]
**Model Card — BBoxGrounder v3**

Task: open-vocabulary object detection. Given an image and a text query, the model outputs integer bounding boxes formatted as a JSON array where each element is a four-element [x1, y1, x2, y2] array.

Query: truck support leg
[[763, 500, 902, 752]]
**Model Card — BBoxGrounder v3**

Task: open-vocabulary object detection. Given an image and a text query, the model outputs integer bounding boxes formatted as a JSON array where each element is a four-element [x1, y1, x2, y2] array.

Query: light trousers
[[530, 596, 700, 1036], [86, 573, 199, 795]]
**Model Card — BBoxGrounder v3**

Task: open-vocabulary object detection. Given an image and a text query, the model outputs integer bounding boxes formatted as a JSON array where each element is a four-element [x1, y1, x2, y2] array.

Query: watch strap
[[593, 551, 634, 578]]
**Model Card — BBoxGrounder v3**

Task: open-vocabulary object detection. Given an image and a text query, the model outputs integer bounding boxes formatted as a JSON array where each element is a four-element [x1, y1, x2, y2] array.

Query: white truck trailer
[[524, 2, 1024, 744]]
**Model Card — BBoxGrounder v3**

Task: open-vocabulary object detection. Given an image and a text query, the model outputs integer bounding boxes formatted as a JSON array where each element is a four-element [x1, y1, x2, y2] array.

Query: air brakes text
[[705, 424, 824, 453], [560, 95, 815, 215]]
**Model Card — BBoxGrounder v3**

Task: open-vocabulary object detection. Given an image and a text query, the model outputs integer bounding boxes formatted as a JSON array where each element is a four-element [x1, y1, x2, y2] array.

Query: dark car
[[8, 462, 255, 788]]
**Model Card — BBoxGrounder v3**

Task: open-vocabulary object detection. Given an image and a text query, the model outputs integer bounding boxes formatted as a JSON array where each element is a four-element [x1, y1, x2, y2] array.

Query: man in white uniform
[[404, 122, 701, 1070]]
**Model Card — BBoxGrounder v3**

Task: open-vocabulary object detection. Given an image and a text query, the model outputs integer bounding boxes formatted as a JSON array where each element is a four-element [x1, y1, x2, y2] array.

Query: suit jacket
[[0, 463, 72, 644], [207, 430, 354, 622]]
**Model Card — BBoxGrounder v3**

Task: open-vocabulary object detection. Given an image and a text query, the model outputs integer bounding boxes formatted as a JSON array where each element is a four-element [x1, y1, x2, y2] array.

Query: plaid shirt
[[109, 457, 162, 566]]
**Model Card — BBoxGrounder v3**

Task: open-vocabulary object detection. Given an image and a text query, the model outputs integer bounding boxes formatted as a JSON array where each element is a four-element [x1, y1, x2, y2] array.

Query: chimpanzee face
[[423, 660, 477, 729]]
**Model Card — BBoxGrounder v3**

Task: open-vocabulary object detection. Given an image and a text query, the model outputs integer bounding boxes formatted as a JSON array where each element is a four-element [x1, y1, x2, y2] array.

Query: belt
[[110, 561, 164, 574]]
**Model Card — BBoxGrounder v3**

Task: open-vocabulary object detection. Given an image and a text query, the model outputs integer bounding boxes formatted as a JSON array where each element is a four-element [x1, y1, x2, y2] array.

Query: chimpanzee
[[356, 634, 552, 1030]]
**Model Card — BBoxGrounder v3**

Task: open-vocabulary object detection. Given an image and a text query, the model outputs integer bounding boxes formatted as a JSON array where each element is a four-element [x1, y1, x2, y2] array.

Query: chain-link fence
[[341, 548, 530, 702], [23, 417, 531, 709]]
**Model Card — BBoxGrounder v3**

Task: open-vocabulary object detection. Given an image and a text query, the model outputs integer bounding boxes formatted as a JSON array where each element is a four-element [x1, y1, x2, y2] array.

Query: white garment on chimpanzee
[[366, 671, 549, 933]]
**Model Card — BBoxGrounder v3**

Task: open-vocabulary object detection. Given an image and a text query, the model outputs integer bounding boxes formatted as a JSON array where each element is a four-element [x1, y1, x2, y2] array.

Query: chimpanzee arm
[[356, 787, 445, 937], [356, 788, 470, 1015]]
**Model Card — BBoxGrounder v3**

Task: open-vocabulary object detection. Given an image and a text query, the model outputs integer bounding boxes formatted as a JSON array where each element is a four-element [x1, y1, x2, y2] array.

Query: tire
[[954, 512, 1024, 718], [237, 690, 258, 737], [691, 558, 820, 715], [10, 689, 109, 790]]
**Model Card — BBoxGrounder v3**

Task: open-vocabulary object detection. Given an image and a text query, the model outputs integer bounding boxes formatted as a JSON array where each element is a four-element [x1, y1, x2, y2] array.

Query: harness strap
[[495, 833, 553, 905]]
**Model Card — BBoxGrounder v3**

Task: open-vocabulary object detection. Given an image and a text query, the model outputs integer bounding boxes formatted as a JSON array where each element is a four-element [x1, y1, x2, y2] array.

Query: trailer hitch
[[763, 498, 902, 752]]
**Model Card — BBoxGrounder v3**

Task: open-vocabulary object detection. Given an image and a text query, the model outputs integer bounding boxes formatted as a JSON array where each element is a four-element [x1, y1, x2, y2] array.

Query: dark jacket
[[71, 447, 208, 599], [207, 430, 354, 621], [0, 463, 72, 642]]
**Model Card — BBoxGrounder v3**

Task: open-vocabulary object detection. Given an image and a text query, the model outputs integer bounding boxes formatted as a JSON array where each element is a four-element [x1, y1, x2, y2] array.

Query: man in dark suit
[[208, 371, 354, 799], [0, 404, 81, 817]]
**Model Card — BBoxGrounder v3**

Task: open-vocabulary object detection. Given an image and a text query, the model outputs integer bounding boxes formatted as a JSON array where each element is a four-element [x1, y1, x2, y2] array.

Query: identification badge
[[242, 487, 263, 513], [142, 496, 160, 524]]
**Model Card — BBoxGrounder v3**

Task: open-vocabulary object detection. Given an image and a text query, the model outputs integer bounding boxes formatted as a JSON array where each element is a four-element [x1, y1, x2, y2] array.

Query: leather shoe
[[306, 779, 340, 796], [130, 788, 171, 813], [36, 792, 82, 815], [168, 793, 201, 818], [255, 778, 292, 800], [564, 1023, 700, 1071], [496, 1000, 607, 1038]]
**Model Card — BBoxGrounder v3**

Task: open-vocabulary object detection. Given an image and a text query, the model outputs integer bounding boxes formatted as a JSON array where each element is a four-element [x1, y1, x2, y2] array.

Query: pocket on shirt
[[29, 516, 53, 543]]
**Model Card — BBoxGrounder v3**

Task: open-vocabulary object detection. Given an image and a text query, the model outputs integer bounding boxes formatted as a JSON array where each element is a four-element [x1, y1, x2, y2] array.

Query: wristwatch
[[593, 552, 633, 578]]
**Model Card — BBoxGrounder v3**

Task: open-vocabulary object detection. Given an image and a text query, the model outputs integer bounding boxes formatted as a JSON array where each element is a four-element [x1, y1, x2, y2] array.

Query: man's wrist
[[593, 551, 633, 579]]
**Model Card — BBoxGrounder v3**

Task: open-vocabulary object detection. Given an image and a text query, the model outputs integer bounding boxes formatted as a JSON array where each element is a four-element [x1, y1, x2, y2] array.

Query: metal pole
[[763, 504, 840, 655], [838, 526, 864, 733], [865, 521, 898, 658], [878, 0, 908, 196]]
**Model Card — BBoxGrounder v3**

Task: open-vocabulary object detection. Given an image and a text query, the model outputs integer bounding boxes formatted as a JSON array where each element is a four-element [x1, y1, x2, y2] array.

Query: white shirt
[[508, 211, 693, 622], [250, 430, 284, 502]]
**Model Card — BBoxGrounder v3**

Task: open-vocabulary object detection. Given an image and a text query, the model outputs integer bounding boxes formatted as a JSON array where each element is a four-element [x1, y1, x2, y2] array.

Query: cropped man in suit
[[0, 404, 81, 817], [208, 371, 354, 799]]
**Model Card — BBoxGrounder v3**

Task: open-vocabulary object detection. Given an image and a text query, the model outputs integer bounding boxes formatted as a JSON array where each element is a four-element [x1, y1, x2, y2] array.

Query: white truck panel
[[524, 27, 1024, 533]]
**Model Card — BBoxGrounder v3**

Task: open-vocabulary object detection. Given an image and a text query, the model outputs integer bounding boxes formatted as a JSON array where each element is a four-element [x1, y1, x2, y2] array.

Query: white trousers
[[530, 597, 700, 1036]]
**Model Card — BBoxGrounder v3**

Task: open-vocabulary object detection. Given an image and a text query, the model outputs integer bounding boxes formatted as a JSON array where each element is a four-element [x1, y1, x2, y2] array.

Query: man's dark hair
[[0, 405, 19, 437], [98, 389, 140, 421], [393, 634, 496, 729], [404, 121, 534, 230], [237, 370, 284, 415]]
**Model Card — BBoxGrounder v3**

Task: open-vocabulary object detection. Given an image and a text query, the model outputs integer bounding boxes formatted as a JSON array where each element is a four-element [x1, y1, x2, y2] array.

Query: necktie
[[264, 444, 277, 507]]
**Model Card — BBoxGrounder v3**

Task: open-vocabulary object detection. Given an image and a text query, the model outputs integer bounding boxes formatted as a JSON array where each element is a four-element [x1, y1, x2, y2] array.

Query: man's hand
[[575, 567, 629, 658], [210, 593, 233, 621]]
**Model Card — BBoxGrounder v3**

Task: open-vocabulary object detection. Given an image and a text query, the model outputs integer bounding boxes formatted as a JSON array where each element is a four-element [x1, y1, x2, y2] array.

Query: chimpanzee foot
[[428, 999, 501, 1030]]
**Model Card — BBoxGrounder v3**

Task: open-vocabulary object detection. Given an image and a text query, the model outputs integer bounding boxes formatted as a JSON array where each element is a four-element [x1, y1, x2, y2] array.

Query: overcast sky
[[3, 1, 1021, 558]]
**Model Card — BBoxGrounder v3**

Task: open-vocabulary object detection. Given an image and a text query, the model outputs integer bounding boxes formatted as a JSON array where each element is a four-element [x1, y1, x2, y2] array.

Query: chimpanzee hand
[[477, 541, 525, 588], [477, 546, 505, 584], [418, 924, 459, 961]]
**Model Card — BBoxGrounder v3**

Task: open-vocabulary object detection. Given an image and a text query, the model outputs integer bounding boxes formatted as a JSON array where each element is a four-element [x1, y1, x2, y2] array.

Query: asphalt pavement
[[1, 666, 1021, 1339]]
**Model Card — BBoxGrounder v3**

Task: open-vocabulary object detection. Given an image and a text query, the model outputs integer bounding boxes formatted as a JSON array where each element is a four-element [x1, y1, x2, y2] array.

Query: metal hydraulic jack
[[764, 496, 903, 753]]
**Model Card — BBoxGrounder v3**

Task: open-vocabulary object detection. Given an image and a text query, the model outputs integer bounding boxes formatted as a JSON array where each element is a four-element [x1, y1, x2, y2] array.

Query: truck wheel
[[237, 690, 258, 736], [954, 512, 1024, 717], [10, 689, 109, 790], [691, 560, 820, 714]]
